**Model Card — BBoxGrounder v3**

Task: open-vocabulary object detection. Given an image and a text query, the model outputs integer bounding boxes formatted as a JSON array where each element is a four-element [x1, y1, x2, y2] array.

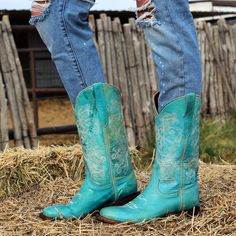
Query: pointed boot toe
[[42, 205, 71, 219], [99, 206, 133, 224], [99, 206, 124, 223]]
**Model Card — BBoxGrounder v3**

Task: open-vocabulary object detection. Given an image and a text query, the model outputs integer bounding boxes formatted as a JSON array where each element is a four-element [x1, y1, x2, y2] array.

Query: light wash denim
[[30, 0, 105, 106], [30, 0, 202, 109]]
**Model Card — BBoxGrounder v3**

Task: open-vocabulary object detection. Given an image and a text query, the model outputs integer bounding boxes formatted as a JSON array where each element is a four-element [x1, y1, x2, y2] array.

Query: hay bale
[[0, 145, 140, 199], [0, 145, 84, 199], [0, 145, 235, 235]]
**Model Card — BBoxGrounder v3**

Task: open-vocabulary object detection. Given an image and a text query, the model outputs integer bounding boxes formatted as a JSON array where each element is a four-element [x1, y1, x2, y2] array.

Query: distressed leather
[[42, 83, 137, 219], [100, 94, 201, 223]]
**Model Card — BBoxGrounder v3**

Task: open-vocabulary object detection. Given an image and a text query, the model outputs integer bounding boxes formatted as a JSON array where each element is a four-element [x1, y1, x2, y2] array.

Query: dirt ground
[[7, 98, 79, 147], [38, 98, 80, 146], [38, 98, 75, 128]]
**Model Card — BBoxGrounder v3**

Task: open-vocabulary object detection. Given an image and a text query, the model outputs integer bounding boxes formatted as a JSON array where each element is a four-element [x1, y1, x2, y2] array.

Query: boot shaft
[[154, 94, 201, 193], [74, 83, 133, 186], [98, 94, 201, 223]]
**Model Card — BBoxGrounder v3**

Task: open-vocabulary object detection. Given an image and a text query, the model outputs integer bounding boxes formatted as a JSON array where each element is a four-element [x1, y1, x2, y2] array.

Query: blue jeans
[[30, 0, 202, 109]]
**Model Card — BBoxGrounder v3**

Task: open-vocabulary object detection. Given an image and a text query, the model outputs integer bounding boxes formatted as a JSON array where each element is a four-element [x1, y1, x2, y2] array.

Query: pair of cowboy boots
[[41, 83, 201, 223]]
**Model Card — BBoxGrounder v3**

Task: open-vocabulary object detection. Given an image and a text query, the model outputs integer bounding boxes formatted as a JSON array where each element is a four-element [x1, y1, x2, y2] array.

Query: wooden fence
[[196, 20, 236, 118], [1, 14, 236, 149], [89, 15, 158, 147], [88, 14, 236, 147], [0, 16, 38, 151]]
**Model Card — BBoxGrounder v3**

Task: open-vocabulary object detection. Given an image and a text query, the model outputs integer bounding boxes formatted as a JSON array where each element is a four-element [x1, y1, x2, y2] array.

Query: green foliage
[[141, 113, 236, 165], [200, 114, 236, 164]]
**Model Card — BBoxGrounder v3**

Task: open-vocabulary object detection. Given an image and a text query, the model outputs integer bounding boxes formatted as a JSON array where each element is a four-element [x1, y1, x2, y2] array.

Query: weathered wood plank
[[2, 15, 38, 148], [0, 23, 23, 147], [0, 70, 8, 150]]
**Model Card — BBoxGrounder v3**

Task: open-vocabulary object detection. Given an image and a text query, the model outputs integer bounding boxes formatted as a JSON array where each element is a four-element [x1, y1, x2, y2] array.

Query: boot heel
[[186, 206, 200, 216], [108, 191, 140, 207], [93, 192, 140, 220]]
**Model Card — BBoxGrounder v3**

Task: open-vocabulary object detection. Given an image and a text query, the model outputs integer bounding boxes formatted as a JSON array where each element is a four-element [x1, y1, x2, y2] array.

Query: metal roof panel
[[0, 0, 236, 13]]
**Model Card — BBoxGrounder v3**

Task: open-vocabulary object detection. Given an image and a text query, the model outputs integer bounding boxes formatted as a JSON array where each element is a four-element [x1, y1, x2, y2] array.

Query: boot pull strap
[[184, 93, 196, 117], [152, 91, 160, 113]]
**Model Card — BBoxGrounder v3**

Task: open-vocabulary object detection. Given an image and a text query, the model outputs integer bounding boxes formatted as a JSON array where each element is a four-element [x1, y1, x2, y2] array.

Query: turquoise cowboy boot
[[98, 93, 201, 223], [41, 83, 138, 219]]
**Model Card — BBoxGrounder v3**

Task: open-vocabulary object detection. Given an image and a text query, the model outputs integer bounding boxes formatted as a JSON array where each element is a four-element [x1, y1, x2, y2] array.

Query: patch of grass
[[141, 113, 236, 165], [200, 114, 236, 164]]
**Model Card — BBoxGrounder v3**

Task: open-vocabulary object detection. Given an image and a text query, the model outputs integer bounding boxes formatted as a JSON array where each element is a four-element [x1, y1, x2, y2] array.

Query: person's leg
[[30, 0, 105, 106], [136, 0, 202, 110], [98, 0, 202, 223], [30, 0, 138, 219]]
